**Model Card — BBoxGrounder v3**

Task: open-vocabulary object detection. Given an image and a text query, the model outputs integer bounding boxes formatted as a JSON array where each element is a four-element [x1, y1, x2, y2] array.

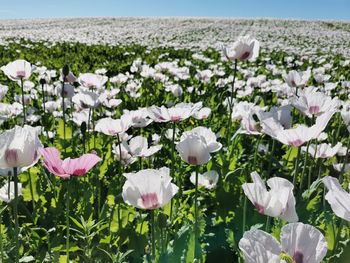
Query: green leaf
[[58, 119, 72, 139]]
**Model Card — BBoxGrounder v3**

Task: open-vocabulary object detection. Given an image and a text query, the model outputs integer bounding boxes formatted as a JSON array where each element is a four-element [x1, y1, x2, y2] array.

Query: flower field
[[0, 18, 350, 262]]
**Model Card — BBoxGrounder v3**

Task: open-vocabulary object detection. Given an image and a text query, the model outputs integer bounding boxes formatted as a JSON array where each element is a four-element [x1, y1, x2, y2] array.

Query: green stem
[[265, 216, 271, 232], [227, 59, 238, 146], [66, 179, 70, 262], [307, 140, 318, 188], [252, 136, 262, 170], [0, 208, 3, 263], [194, 166, 199, 260], [151, 210, 156, 259], [20, 78, 26, 126], [242, 196, 247, 234], [92, 108, 96, 149], [292, 147, 301, 187], [41, 82, 46, 113], [108, 202, 116, 247], [333, 220, 344, 256], [13, 167, 19, 263], [169, 121, 177, 224], [87, 109, 92, 151], [61, 81, 66, 154], [266, 140, 276, 179], [139, 157, 143, 170], [300, 140, 311, 191], [28, 171, 36, 219]]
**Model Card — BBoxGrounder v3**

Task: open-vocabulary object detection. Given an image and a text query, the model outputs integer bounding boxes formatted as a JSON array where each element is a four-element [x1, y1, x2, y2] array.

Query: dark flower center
[[240, 51, 250, 60], [5, 149, 18, 167], [188, 156, 198, 165], [72, 168, 86, 176], [141, 193, 159, 209], [293, 251, 304, 263], [288, 139, 304, 147], [309, 106, 320, 115], [16, 70, 26, 78], [254, 202, 265, 214]]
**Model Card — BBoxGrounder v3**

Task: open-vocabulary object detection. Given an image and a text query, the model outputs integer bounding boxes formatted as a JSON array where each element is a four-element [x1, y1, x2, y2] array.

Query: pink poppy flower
[[39, 147, 101, 179]]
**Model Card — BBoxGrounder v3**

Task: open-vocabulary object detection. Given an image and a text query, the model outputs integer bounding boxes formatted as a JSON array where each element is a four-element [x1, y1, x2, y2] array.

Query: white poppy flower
[[103, 98, 122, 109], [322, 176, 350, 221], [112, 142, 136, 166], [165, 128, 180, 141], [0, 125, 42, 169], [190, 170, 219, 190], [302, 142, 342, 159], [341, 109, 350, 133], [1, 59, 33, 81], [283, 69, 311, 88], [165, 84, 183, 97], [181, 126, 222, 153], [333, 163, 350, 173], [281, 223, 328, 263], [239, 116, 262, 135], [231, 101, 262, 121], [122, 108, 153, 128], [0, 84, 8, 101], [239, 229, 281, 263], [127, 136, 162, 158], [258, 105, 292, 130], [274, 111, 335, 146], [176, 133, 211, 166], [72, 90, 106, 109], [196, 69, 213, 83], [95, 116, 132, 136], [239, 223, 327, 263], [78, 73, 108, 89], [148, 102, 202, 123], [290, 91, 339, 118], [122, 167, 178, 210], [223, 35, 260, 61], [242, 171, 298, 222], [53, 83, 73, 100], [72, 109, 90, 127], [0, 181, 23, 203], [192, 107, 211, 120]]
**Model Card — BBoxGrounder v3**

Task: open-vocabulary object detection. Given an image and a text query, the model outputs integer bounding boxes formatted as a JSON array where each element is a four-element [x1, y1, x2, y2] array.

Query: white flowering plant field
[[0, 18, 350, 263]]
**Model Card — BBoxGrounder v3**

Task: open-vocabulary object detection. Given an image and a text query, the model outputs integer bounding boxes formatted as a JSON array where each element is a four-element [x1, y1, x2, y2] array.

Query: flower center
[[171, 116, 181, 122], [5, 149, 18, 167], [240, 51, 250, 60], [72, 168, 86, 176], [293, 251, 304, 263], [308, 105, 320, 114], [254, 202, 265, 214], [16, 70, 26, 78], [288, 139, 304, 147], [187, 156, 198, 165], [141, 193, 159, 209]]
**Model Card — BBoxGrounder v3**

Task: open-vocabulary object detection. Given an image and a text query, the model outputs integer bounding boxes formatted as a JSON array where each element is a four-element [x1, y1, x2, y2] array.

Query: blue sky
[[0, 0, 349, 21]]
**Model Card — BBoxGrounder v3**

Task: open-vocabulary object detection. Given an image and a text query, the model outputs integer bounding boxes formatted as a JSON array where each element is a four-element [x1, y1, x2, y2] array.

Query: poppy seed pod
[[39, 78, 46, 85], [62, 65, 70, 77]]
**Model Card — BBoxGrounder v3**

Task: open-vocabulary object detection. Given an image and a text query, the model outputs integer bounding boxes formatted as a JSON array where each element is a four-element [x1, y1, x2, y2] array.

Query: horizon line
[[0, 16, 349, 23]]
